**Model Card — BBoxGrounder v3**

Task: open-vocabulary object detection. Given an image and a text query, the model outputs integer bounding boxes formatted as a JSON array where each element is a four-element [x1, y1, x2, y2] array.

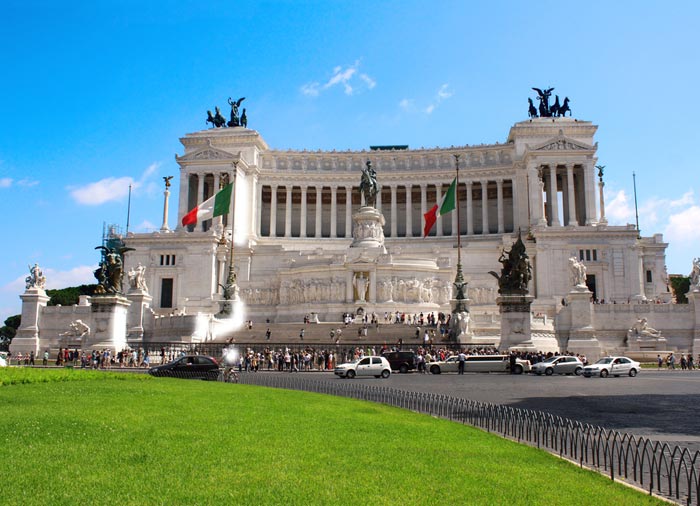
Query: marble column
[[390, 185, 397, 237], [584, 162, 597, 225], [256, 179, 263, 236], [598, 178, 607, 225], [496, 178, 504, 234], [549, 166, 561, 227], [566, 164, 577, 226], [330, 186, 338, 238], [315, 186, 322, 238], [177, 173, 189, 230], [300, 186, 308, 238], [212, 174, 222, 231], [284, 186, 292, 238], [420, 184, 427, 226], [405, 185, 412, 237], [466, 181, 474, 235], [436, 184, 443, 237], [376, 185, 382, 214], [270, 185, 278, 237], [481, 180, 489, 234], [197, 172, 205, 231], [345, 187, 352, 238]]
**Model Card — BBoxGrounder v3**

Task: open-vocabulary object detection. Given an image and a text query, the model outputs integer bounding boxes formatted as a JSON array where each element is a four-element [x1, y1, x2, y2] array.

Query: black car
[[148, 355, 221, 380], [382, 351, 417, 373]]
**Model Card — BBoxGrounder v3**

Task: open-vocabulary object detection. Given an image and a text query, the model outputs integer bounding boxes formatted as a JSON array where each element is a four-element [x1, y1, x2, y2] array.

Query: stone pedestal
[[565, 288, 602, 360], [497, 294, 535, 350], [10, 287, 50, 356], [690, 291, 700, 356], [87, 295, 131, 351], [126, 290, 152, 341], [350, 207, 386, 251]]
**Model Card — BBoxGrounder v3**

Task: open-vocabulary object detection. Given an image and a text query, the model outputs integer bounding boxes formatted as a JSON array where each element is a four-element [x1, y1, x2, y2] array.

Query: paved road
[[314, 369, 700, 452]]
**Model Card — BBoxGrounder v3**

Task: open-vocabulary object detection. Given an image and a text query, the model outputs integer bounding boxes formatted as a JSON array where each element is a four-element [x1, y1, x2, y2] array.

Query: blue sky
[[1, 0, 699, 323]]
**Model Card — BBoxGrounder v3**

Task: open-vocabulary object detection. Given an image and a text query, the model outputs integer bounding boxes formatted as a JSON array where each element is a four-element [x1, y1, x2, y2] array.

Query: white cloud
[[399, 98, 414, 111], [70, 176, 135, 205], [424, 83, 453, 114], [0, 178, 12, 188], [69, 162, 162, 206], [17, 178, 39, 187], [133, 220, 159, 232], [45, 266, 96, 289], [664, 205, 700, 243], [300, 60, 376, 97], [605, 189, 634, 224]]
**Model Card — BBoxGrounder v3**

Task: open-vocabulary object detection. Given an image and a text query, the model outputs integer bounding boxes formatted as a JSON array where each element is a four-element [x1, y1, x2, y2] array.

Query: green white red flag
[[423, 177, 457, 237], [182, 183, 233, 227]]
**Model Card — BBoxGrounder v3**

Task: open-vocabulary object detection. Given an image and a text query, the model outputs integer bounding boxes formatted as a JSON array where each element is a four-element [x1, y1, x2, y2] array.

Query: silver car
[[532, 356, 584, 376], [334, 356, 392, 379], [582, 356, 641, 378]]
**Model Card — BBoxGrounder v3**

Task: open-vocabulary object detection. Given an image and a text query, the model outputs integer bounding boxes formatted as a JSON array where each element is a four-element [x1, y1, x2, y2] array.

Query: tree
[[46, 284, 97, 307], [0, 314, 21, 352], [669, 275, 690, 304]]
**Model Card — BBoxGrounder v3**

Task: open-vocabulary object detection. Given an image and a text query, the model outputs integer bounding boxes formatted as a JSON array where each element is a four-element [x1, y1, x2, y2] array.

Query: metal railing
[[236, 373, 700, 505]]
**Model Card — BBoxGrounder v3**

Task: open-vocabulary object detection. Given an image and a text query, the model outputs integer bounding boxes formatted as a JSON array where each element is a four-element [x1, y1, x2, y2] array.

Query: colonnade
[[256, 179, 518, 238]]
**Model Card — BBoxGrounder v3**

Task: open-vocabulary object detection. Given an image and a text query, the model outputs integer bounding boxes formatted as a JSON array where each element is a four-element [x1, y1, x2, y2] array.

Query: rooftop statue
[[528, 88, 571, 118], [359, 160, 379, 207], [206, 107, 227, 128], [227, 97, 245, 127], [25, 263, 46, 290], [690, 257, 700, 292], [94, 245, 135, 295], [489, 232, 532, 295], [568, 256, 587, 288]]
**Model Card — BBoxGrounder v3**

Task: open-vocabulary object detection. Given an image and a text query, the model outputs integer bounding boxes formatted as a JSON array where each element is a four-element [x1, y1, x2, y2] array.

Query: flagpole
[[227, 161, 238, 288], [452, 154, 467, 315]]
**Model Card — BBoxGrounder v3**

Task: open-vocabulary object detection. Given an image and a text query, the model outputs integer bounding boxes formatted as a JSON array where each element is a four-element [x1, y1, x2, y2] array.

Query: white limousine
[[428, 355, 531, 375]]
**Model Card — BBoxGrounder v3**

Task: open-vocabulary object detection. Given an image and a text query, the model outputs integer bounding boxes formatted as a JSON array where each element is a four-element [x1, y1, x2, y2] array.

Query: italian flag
[[181, 183, 233, 227], [423, 177, 457, 237]]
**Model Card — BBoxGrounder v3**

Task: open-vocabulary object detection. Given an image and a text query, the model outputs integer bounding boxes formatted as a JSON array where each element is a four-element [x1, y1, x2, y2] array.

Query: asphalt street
[[316, 369, 700, 452]]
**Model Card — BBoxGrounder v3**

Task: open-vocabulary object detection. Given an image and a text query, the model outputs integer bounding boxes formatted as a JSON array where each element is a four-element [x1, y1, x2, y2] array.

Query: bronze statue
[[240, 108, 247, 128], [528, 98, 538, 118], [163, 175, 173, 188], [488, 232, 532, 294], [93, 245, 135, 295], [532, 87, 554, 117], [550, 95, 561, 117], [359, 160, 379, 207], [558, 97, 571, 117], [227, 97, 245, 127], [206, 107, 227, 128]]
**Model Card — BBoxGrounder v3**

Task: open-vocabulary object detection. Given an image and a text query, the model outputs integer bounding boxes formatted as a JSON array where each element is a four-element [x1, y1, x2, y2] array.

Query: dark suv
[[382, 351, 417, 373], [148, 355, 221, 380]]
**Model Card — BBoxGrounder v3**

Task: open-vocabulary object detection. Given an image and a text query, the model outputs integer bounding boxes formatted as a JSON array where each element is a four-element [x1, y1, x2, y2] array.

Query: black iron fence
[[235, 373, 700, 505]]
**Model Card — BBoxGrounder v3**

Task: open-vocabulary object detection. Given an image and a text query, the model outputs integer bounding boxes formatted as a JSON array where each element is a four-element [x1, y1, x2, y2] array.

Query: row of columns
[[528, 162, 597, 227], [259, 179, 515, 238]]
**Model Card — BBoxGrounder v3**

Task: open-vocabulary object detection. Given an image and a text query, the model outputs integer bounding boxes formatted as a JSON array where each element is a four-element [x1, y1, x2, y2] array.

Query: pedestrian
[[265, 328, 271, 340], [668, 353, 676, 370], [299, 328, 304, 340], [458, 350, 466, 375], [657, 354, 662, 369]]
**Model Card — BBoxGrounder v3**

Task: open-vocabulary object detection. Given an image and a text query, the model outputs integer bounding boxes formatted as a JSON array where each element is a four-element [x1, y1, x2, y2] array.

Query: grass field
[[0, 369, 666, 505]]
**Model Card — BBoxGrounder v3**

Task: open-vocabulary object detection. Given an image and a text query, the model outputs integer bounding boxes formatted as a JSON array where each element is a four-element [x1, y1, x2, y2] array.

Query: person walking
[[458, 350, 466, 375]]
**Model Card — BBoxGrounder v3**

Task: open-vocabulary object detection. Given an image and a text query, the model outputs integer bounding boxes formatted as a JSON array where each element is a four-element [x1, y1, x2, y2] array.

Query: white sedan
[[334, 356, 391, 379], [582, 356, 641, 378]]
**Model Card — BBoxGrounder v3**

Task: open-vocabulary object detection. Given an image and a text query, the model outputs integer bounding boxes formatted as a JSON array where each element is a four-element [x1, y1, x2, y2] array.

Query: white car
[[0, 352, 7, 367], [582, 356, 640, 378], [531, 356, 584, 376], [334, 356, 391, 379], [428, 355, 531, 375]]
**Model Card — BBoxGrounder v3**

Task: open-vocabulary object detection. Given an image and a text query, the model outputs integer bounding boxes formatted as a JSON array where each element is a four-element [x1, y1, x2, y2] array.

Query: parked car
[[382, 350, 417, 373], [148, 355, 220, 380], [531, 355, 584, 376], [428, 355, 531, 375], [334, 356, 391, 379], [582, 356, 640, 378]]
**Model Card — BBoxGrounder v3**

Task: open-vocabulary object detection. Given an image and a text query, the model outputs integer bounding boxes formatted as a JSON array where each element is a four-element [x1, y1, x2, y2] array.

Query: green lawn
[[0, 369, 665, 505]]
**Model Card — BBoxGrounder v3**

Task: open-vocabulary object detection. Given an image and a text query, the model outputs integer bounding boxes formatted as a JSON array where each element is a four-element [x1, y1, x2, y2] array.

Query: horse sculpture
[[359, 161, 379, 207], [550, 95, 561, 117], [558, 97, 571, 117], [528, 98, 538, 118], [206, 107, 227, 128]]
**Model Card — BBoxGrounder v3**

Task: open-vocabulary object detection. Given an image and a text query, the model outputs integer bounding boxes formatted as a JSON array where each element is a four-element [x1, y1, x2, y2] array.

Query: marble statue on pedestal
[[568, 256, 587, 288], [353, 272, 369, 303], [25, 263, 46, 290], [690, 258, 700, 292], [127, 263, 148, 292], [627, 318, 662, 340]]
